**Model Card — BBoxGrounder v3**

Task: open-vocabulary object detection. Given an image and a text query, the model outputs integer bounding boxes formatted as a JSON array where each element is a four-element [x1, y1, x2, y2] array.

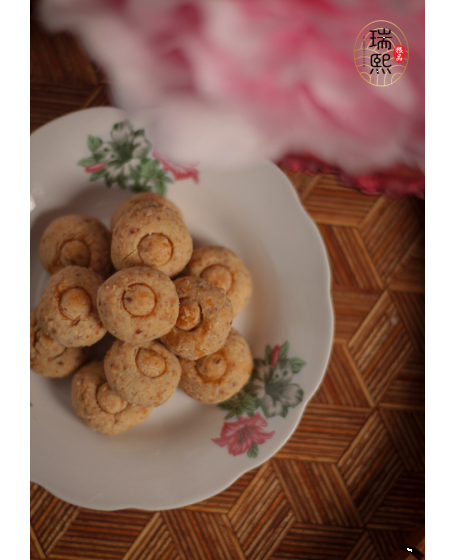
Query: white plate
[[30, 107, 333, 511]]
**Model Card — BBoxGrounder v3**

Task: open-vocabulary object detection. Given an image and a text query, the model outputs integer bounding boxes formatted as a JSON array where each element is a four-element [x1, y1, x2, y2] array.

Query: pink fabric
[[41, 0, 425, 195]]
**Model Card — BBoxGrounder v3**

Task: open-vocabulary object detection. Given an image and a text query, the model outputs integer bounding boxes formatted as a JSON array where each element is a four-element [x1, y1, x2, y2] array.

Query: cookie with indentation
[[71, 361, 151, 434], [161, 276, 234, 360], [30, 308, 93, 378], [105, 339, 181, 407], [179, 329, 253, 403], [37, 266, 106, 347], [183, 246, 252, 316], [111, 202, 192, 277], [39, 215, 111, 278], [111, 193, 183, 230], [97, 266, 179, 344]]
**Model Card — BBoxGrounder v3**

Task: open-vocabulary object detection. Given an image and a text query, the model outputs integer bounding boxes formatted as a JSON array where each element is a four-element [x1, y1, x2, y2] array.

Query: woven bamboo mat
[[30, 14, 425, 560]]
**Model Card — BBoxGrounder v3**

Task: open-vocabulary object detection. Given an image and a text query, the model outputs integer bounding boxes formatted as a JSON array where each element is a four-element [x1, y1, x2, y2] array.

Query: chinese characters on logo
[[369, 28, 392, 75]]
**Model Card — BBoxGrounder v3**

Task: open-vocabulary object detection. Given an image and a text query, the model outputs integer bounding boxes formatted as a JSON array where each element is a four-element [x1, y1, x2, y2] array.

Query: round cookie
[[161, 276, 234, 360], [179, 329, 253, 403], [37, 266, 106, 347], [71, 361, 151, 434], [111, 202, 192, 277], [30, 308, 93, 378], [97, 266, 179, 344], [111, 193, 183, 230], [39, 215, 111, 278], [183, 246, 252, 316], [105, 339, 181, 407]]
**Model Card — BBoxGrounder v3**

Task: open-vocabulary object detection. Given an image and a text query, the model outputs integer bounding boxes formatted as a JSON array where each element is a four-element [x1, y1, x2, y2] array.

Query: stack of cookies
[[31, 193, 253, 435]]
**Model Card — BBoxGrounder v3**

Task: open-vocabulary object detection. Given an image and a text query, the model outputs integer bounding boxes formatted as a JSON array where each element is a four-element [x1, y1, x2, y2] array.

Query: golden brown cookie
[[110, 193, 183, 230], [161, 276, 233, 360], [183, 246, 252, 316], [97, 266, 179, 344], [39, 215, 111, 278], [71, 361, 151, 434], [111, 202, 192, 277], [105, 339, 181, 407], [30, 308, 93, 378], [179, 329, 253, 403], [37, 266, 106, 348]]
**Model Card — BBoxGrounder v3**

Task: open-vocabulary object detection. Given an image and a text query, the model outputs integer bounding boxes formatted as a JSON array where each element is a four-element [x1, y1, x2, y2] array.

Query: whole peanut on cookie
[[105, 340, 181, 407], [111, 202, 192, 277], [161, 276, 234, 360], [97, 267, 179, 344], [37, 266, 106, 347], [179, 329, 253, 403], [39, 214, 111, 278], [71, 361, 152, 435]]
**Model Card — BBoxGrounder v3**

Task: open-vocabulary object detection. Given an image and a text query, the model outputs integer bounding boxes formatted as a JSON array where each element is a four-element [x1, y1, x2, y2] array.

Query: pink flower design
[[213, 413, 274, 456], [152, 151, 199, 183], [85, 163, 106, 173]]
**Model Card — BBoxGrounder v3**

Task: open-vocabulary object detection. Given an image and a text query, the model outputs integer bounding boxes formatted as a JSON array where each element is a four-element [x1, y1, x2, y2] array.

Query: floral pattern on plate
[[78, 120, 198, 194], [213, 342, 305, 458]]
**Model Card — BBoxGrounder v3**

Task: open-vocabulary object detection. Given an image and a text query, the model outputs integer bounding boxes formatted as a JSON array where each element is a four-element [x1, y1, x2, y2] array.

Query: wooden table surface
[[30, 13, 425, 560]]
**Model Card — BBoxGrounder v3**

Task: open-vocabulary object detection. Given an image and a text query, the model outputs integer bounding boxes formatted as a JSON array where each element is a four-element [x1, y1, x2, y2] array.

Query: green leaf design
[[289, 357, 306, 374], [140, 158, 155, 178], [77, 157, 96, 167], [278, 341, 289, 360], [115, 173, 128, 189], [265, 344, 272, 364], [88, 135, 103, 152], [154, 182, 167, 196], [247, 442, 259, 458], [89, 168, 107, 182], [130, 183, 151, 193], [218, 390, 258, 419]]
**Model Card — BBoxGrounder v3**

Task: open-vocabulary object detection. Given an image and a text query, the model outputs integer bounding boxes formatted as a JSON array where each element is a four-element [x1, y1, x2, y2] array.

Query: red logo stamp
[[393, 45, 406, 63]]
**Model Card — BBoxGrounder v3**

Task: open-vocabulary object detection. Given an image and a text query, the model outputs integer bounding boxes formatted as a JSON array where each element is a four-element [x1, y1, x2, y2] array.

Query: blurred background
[[36, 0, 424, 198]]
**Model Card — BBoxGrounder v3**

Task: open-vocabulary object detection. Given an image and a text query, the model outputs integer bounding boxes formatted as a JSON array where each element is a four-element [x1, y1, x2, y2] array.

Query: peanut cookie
[[39, 214, 111, 278], [105, 339, 181, 407], [97, 266, 179, 344], [183, 246, 252, 316], [161, 276, 233, 360], [71, 361, 151, 434], [111, 193, 183, 230], [179, 329, 253, 403], [30, 308, 93, 378], [111, 203, 192, 277], [37, 265, 106, 347]]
